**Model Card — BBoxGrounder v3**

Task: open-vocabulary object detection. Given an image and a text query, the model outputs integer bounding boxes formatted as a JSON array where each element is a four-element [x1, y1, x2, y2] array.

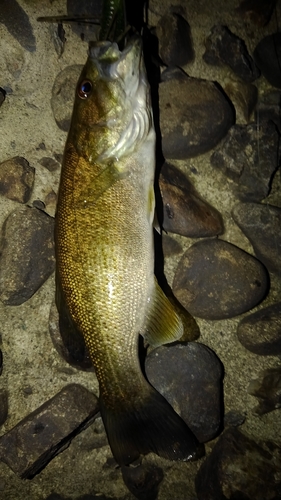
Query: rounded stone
[[254, 33, 281, 88], [237, 302, 281, 355], [159, 162, 224, 237], [159, 75, 235, 159], [173, 239, 269, 320], [51, 65, 83, 131], [156, 9, 194, 67], [145, 342, 223, 443]]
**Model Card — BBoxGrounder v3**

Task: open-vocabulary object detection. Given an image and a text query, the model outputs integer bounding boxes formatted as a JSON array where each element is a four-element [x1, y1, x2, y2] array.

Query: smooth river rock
[[173, 239, 269, 320], [237, 302, 281, 355], [159, 162, 224, 237], [51, 65, 83, 131], [195, 428, 281, 500], [211, 120, 279, 201], [146, 342, 223, 443], [156, 7, 194, 67], [0, 206, 55, 305], [232, 202, 281, 275], [254, 32, 281, 88], [159, 74, 235, 159]]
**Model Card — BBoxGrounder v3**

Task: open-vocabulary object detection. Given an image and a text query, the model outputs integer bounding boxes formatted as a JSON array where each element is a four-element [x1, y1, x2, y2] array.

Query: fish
[[55, 35, 200, 466]]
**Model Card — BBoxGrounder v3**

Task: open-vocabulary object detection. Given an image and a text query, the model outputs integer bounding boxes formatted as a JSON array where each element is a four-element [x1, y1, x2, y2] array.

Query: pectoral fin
[[78, 161, 129, 206], [140, 278, 184, 347]]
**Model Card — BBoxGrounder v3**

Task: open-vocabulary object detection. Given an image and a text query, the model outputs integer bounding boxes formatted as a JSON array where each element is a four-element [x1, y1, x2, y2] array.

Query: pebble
[[0, 384, 99, 479], [49, 300, 94, 371], [236, 0, 276, 26], [159, 73, 235, 159], [203, 25, 260, 82], [237, 302, 281, 355], [173, 239, 269, 320], [0, 0, 36, 52], [51, 65, 83, 131], [254, 33, 281, 88], [39, 157, 60, 172], [0, 389, 8, 427], [145, 342, 223, 443], [248, 366, 281, 415], [211, 120, 279, 201], [195, 428, 281, 500], [0, 156, 35, 204], [156, 7, 194, 67], [223, 79, 258, 123], [121, 463, 164, 500], [159, 162, 224, 237], [224, 409, 246, 428], [0, 206, 55, 305], [232, 201, 281, 274]]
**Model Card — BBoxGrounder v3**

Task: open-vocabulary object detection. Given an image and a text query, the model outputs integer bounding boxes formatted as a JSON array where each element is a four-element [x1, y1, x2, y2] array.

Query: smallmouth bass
[[55, 36, 200, 465]]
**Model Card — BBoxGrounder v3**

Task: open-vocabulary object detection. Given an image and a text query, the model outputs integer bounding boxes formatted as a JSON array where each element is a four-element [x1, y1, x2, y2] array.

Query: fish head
[[69, 36, 152, 164]]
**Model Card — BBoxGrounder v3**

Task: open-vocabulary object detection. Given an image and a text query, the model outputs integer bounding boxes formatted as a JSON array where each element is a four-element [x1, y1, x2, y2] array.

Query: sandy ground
[[0, 0, 280, 499]]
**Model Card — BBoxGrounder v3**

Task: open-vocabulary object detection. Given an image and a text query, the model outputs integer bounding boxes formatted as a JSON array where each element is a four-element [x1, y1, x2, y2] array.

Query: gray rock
[[0, 384, 99, 479], [224, 409, 246, 428], [237, 302, 281, 355], [232, 202, 281, 275], [254, 32, 281, 88], [159, 75, 235, 159], [51, 65, 83, 131], [211, 120, 279, 201], [146, 342, 223, 443], [236, 0, 277, 26], [156, 7, 194, 67], [195, 428, 281, 500], [0, 389, 8, 427], [121, 462, 164, 500], [255, 90, 281, 131], [203, 25, 260, 82], [159, 162, 224, 237], [173, 239, 269, 320], [0, 157, 35, 203], [0, 206, 55, 305], [248, 366, 281, 414], [224, 80, 258, 122]]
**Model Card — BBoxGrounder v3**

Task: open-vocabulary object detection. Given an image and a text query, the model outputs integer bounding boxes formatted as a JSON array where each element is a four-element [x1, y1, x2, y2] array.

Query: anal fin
[[140, 277, 184, 347]]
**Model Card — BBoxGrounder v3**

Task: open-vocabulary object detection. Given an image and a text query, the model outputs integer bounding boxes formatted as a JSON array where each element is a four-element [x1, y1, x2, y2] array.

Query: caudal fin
[[100, 385, 202, 466]]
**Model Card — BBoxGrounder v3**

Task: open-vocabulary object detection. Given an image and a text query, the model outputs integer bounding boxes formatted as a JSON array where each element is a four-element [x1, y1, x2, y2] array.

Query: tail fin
[[99, 385, 202, 466]]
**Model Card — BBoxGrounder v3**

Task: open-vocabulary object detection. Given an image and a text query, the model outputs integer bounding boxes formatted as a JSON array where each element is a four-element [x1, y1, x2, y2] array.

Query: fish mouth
[[88, 36, 142, 81]]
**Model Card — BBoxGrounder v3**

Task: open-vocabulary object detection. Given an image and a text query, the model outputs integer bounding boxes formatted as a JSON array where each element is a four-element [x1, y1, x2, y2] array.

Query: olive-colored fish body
[[55, 36, 200, 465]]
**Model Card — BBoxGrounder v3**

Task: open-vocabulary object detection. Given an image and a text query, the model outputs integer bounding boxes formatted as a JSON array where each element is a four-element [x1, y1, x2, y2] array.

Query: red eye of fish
[[78, 80, 92, 99]]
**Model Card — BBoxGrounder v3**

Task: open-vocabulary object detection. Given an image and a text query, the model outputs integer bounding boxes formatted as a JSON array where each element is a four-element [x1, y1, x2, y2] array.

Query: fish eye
[[78, 80, 93, 99]]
